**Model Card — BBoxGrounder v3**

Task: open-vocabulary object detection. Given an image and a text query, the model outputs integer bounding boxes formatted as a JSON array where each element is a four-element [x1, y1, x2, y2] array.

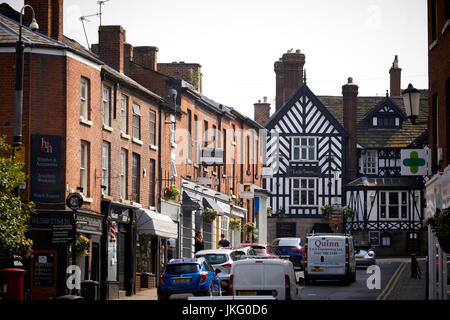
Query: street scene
[[0, 0, 449, 306]]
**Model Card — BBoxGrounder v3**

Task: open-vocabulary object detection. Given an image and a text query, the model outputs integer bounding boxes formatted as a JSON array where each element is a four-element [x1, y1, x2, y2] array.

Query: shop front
[[136, 208, 178, 288], [100, 200, 136, 300]]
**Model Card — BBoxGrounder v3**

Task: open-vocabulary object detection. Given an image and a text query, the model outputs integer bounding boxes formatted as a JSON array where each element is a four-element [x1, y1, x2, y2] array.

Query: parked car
[[304, 233, 356, 285], [239, 243, 278, 258], [271, 237, 305, 270], [354, 245, 376, 267], [228, 258, 301, 300], [231, 246, 257, 260], [158, 258, 221, 300], [194, 248, 252, 291]]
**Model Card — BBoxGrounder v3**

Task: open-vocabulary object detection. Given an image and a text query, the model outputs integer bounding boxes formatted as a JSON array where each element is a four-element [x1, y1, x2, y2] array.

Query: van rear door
[[307, 236, 346, 276]]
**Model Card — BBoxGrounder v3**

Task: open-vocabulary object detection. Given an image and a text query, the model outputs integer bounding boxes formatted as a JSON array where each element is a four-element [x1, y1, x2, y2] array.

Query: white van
[[228, 258, 300, 300], [304, 233, 356, 285]]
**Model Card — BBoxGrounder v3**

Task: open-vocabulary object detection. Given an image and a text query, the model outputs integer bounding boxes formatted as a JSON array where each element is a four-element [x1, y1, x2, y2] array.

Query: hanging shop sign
[[240, 184, 256, 199], [31, 134, 62, 203]]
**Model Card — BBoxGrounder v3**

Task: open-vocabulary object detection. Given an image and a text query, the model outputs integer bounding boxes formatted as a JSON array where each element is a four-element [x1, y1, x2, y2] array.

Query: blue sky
[[7, 0, 428, 118]]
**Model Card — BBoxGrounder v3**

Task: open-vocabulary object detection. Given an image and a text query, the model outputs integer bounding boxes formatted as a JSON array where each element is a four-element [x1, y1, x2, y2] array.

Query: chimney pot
[[389, 55, 401, 96]]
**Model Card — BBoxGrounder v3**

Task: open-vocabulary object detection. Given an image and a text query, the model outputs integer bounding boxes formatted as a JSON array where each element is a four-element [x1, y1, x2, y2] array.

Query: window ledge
[[150, 144, 158, 151], [132, 138, 143, 146], [442, 19, 450, 35], [231, 141, 236, 146], [82, 196, 93, 203], [120, 198, 131, 205], [102, 194, 114, 201], [80, 117, 93, 127], [121, 132, 131, 140], [212, 171, 217, 176], [204, 168, 209, 173], [429, 40, 438, 51], [171, 142, 177, 149], [131, 201, 142, 208], [103, 124, 113, 132]]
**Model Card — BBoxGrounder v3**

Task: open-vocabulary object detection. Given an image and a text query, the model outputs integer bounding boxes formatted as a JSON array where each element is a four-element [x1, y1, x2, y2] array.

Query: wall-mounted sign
[[31, 134, 62, 203], [51, 224, 73, 244], [400, 149, 430, 176], [196, 177, 213, 185], [240, 184, 255, 199], [369, 231, 380, 247], [276, 222, 296, 238], [289, 166, 320, 176], [76, 213, 103, 235], [261, 166, 274, 178], [200, 148, 224, 166], [66, 193, 83, 210]]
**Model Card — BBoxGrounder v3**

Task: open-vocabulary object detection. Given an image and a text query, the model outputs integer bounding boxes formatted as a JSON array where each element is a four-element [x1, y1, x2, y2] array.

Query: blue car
[[158, 258, 222, 300], [271, 237, 305, 270]]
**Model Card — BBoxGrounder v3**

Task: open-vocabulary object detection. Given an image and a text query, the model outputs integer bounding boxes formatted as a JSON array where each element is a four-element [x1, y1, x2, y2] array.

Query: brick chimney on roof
[[254, 97, 271, 126], [133, 46, 158, 71], [98, 25, 126, 73], [389, 55, 402, 96], [25, 0, 63, 42], [274, 49, 305, 111], [342, 77, 359, 180]]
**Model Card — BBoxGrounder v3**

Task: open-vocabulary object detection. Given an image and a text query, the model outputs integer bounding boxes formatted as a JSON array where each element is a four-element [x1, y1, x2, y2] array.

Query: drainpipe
[[158, 104, 163, 208]]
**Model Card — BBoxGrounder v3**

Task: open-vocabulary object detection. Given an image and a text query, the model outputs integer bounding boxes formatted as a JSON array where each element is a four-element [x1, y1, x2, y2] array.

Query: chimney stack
[[98, 25, 126, 73], [254, 96, 271, 127], [133, 46, 158, 71], [25, 0, 63, 42], [274, 49, 305, 111], [342, 77, 359, 180], [389, 55, 402, 96]]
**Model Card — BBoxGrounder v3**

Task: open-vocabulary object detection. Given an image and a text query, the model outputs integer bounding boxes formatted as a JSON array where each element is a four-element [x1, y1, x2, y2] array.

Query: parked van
[[228, 258, 300, 300], [304, 233, 356, 285]]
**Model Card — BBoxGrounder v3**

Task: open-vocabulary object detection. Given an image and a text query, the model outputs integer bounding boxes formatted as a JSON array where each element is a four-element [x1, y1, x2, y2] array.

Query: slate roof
[[346, 176, 423, 188], [318, 91, 429, 149]]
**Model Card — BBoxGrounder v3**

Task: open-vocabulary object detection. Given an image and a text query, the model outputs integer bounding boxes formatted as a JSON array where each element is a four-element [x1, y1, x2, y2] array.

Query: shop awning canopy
[[182, 190, 202, 210], [230, 205, 247, 219], [202, 197, 223, 215], [136, 209, 178, 239], [216, 201, 231, 216]]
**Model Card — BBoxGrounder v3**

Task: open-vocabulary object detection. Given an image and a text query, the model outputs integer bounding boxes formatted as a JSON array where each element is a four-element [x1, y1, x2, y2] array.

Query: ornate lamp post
[[13, 5, 39, 148], [402, 83, 421, 125]]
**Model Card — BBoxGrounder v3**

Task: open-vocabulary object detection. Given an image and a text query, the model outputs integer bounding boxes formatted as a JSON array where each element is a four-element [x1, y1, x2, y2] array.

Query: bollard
[[0, 268, 26, 300], [411, 253, 417, 278]]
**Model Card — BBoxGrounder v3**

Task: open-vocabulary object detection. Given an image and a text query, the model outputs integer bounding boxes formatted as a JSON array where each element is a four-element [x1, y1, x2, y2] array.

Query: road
[[298, 258, 410, 300]]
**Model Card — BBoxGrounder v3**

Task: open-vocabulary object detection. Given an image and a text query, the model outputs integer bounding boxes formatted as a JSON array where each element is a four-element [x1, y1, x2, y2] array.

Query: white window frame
[[120, 149, 127, 200], [362, 150, 378, 174], [101, 141, 110, 195], [149, 109, 156, 146], [103, 86, 111, 126], [291, 137, 316, 161], [81, 78, 89, 120], [80, 141, 89, 196], [379, 191, 408, 220], [132, 103, 141, 140], [292, 178, 316, 206], [121, 95, 128, 134]]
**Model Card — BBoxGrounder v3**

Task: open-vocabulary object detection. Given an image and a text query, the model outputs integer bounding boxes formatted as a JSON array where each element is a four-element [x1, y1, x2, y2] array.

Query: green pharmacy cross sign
[[403, 151, 426, 174], [400, 149, 430, 176]]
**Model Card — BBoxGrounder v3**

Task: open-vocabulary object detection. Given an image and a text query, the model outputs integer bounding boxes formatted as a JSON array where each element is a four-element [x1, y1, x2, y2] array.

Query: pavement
[[115, 257, 428, 301]]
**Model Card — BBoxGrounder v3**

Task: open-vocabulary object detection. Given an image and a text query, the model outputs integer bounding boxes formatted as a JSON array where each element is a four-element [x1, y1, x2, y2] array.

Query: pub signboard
[[31, 134, 62, 203]]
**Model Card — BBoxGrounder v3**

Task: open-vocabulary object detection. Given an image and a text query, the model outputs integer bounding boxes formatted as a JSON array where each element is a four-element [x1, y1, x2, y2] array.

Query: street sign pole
[[66, 192, 83, 296]]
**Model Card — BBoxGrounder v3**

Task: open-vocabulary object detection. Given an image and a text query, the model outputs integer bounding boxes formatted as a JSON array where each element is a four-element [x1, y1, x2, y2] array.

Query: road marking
[[381, 262, 406, 300], [376, 262, 406, 300]]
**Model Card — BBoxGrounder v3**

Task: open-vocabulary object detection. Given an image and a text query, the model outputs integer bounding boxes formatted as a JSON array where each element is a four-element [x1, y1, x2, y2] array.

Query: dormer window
[[365, 97, 407, 130]]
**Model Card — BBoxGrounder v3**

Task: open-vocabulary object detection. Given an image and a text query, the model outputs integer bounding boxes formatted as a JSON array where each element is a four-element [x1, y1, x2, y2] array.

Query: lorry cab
[[304, 233, 356, 285]]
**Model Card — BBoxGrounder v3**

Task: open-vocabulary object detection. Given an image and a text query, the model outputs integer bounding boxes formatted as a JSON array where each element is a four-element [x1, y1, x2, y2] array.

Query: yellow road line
[[382, 262, 407, 300], [376, 262, 405, 300]]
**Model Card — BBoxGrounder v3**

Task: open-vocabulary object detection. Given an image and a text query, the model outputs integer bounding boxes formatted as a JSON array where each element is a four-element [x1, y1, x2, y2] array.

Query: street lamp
[[402, 83, 420, 125], [13, 5, 39, 147]]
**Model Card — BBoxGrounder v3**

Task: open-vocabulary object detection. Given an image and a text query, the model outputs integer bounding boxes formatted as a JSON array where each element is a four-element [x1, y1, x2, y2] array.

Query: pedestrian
[[218, 233, 230, 248], [194, 230, 204, 253]]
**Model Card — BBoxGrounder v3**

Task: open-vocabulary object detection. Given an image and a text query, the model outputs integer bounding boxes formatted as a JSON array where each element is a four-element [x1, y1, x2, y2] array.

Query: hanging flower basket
[[320, 204, 332, 219], [164, 185, 180, 201], [341, 206, 354, 219], [276, 209, 285, 218], [267, 206, 272, 217], [201, 208, 218, 223], [244, 222, 256, 234], [76, 235, 90, 257], [428, 207, 450, 253], [229, 219, 242, 232]]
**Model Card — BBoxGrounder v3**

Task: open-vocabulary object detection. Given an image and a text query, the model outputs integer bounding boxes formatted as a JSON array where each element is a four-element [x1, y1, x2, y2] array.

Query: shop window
[[381, 233, 391, 247]]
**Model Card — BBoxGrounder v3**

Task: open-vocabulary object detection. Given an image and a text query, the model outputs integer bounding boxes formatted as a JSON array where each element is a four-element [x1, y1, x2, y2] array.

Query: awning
[[230, 205, 247, 219], [202, 197, 222, 215], [182, 190, 202, 210], [136, 209, 178, 238], [216, 201, 231, 217]]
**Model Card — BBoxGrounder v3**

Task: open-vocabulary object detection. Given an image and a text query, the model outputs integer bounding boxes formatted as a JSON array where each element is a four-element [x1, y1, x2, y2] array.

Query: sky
[[7, 0, 428, 118]]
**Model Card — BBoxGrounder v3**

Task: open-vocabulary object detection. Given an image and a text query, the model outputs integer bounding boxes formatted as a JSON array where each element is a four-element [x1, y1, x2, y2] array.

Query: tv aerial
[[79, 0, 111, 49]]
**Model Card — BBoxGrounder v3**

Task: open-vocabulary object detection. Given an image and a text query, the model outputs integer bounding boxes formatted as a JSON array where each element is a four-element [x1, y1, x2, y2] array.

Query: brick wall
[[342, 78, 359, 181], [158, 62, 202, 93]]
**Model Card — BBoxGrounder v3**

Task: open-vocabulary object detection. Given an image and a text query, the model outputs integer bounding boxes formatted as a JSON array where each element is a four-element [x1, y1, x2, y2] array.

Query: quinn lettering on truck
[[314, 239, 340, 248]]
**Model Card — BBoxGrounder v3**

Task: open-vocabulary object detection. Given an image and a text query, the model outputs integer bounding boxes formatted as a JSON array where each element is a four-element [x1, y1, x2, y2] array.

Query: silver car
[[194, 248, 252, 292], [355, 245, 376, 267]]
